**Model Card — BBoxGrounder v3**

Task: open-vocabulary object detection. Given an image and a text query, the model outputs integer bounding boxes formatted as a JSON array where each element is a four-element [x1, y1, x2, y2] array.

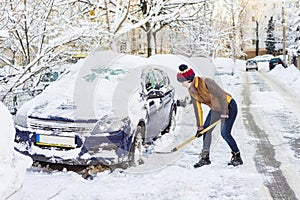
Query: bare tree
[[78, 0, 152, 51], [133, 0, 206, 57], [0, 0, 108, 99], [77, 0, 211, 57], [223, 0, 248, 59], [171, 1, 217, 57]]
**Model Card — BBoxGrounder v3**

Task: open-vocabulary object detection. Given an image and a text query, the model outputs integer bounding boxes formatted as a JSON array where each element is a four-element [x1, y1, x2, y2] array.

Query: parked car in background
[[254, 54, 274, 63], [245, 59, 258, 71], [14, 51, 177, 168], [269, 57, 288, 71]]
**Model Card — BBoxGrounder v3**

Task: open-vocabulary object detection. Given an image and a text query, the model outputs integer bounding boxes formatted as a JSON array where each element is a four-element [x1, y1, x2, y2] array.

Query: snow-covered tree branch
[[0, 0, 110, 97], [134, 0, 207, 57]]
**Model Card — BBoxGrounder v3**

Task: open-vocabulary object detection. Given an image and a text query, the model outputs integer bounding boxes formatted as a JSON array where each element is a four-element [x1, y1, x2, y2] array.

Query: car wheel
[[128, 126, 145, 167], [162, 108, 176, 135]]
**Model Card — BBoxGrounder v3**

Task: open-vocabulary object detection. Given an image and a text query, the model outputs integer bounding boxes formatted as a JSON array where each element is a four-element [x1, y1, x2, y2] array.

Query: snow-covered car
[[254, 54, 274, 63], [269, 57, 287, 71], [245, 59, 258, 71], [14, 51, 177, 167]]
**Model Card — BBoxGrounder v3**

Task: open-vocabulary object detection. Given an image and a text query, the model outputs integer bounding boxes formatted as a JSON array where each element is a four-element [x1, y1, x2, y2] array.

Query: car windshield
[[247, 60, 256, 64], [271, 58, 281, 62]]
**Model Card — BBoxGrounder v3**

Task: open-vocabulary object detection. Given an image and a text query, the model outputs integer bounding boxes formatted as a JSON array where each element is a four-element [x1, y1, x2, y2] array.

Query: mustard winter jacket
[[188, 76, 232, 127]]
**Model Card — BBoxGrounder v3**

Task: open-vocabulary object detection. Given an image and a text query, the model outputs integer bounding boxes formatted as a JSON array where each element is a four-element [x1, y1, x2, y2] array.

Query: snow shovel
[[155, 119, 222, 154]]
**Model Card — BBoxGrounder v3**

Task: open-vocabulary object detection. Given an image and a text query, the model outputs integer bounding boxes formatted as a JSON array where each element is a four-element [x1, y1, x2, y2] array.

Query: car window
[[162, 71, 170, 85], [247, 60, 256, 64], [271, 58, 280, 62], [152, 69, 165, 89], [145, 69, 157, 91]]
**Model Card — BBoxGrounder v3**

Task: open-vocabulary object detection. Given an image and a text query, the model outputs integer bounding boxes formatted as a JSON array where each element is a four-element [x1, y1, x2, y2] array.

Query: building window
[[252, 40, 256, 45], [252, 16, 256, 22]]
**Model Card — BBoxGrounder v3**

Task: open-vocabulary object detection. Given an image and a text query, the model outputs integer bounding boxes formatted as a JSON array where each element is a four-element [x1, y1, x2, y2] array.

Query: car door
[[152, 69, 174, 130], [143, 67, 163, 139]]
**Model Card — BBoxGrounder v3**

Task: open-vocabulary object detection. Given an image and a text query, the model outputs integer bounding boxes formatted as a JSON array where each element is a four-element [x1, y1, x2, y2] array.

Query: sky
[[1, 54, 300, 200]]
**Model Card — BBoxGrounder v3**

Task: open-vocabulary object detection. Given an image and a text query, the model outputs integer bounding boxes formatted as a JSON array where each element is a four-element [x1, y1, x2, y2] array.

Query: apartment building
[[243, 0, 299, 58]]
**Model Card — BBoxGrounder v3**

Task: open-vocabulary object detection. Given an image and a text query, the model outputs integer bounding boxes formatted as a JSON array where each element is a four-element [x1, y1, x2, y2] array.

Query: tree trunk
[[146, 22, 155, 57], [147, 31, 152, 57], [153, 32, 159, 54], [256, 21, 259, 56]]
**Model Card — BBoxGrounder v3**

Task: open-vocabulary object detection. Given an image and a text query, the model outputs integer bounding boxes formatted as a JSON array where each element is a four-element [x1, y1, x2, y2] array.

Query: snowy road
[[241, 69, 300, 200], [15, 59, 300, 200]]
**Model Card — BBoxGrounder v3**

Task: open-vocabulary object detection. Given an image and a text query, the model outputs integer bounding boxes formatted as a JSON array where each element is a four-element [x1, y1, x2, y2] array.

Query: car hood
[[16, 51, 148, 123]]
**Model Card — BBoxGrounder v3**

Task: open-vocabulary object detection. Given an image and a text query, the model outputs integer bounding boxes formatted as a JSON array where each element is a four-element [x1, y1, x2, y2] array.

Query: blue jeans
[[202, 99, 240, 153]]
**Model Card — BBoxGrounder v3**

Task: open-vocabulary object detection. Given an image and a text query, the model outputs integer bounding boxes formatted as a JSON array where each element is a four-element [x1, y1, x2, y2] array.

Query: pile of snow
[[212, 57, 244, 76], [0, 102, 32, 199], [267, 65, 300, 94]]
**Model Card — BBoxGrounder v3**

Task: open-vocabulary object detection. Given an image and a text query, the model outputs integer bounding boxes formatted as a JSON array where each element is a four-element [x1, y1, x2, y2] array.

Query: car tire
[[161, 108, 176, 135], [128, 126, 145, 167]]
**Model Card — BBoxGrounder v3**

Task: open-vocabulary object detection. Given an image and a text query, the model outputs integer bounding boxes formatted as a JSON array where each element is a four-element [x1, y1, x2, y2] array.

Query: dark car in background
[[269, 57, 288, 71], [14, 51, 177, 167]]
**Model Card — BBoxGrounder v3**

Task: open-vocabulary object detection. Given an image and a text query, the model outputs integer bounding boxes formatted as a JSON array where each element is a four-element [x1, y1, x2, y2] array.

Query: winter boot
[[194, 150, 211, 168], [228, 151, 243, 166]]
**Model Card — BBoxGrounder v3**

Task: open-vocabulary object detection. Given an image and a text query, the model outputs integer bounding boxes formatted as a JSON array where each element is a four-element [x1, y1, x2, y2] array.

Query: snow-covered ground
[[1, 55, 300, 199]]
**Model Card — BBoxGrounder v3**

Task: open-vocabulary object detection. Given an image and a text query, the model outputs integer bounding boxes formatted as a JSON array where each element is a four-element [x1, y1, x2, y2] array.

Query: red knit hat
[[177, 64, 195, 82]]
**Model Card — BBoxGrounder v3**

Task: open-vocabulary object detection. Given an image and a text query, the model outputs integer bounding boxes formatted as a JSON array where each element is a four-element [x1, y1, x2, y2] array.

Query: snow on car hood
[[17, 51, 149, 122]]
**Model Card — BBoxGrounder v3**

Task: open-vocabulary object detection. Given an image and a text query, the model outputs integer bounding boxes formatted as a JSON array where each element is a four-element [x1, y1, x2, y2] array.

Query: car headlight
[[92, 116, 130, 134]]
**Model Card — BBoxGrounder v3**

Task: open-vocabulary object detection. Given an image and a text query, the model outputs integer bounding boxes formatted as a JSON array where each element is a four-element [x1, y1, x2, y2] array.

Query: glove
[[195, 126, 204, 138], [176, 99, 186, 107], [176, 96, 190, 107]]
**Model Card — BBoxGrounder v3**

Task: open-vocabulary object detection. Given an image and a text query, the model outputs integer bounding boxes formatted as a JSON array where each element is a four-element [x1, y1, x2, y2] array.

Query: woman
[[176, 64, 243, 168]]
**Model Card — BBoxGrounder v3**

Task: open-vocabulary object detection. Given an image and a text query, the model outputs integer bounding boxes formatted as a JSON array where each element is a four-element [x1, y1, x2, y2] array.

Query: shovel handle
[[172, 119, 222, 152]]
